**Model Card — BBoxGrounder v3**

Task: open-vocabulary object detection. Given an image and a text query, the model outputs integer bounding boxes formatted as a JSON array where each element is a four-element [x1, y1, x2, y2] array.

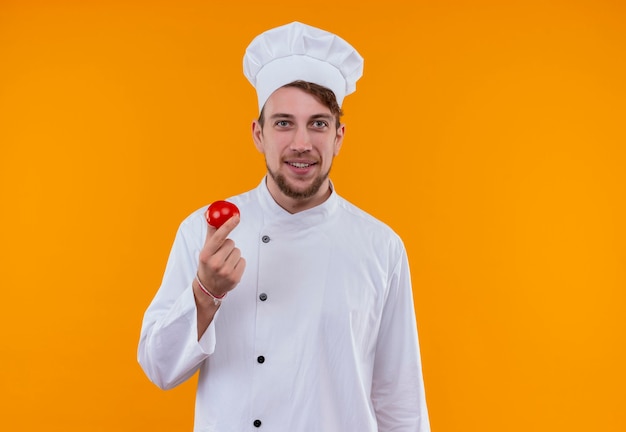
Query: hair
[[257, 80, 344, 128]]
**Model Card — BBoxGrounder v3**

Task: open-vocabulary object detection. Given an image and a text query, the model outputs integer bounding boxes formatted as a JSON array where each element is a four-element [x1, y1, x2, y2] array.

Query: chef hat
[[243, 21, 364, 112]]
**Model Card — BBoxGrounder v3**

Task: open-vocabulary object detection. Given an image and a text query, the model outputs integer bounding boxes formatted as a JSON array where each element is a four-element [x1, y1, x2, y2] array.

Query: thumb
[[203, 214, 240, 254]]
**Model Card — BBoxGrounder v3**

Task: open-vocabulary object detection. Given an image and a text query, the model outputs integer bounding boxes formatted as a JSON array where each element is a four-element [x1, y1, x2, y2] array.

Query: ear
[[251, 120, 264, 153], [333, 124, 345, 156]]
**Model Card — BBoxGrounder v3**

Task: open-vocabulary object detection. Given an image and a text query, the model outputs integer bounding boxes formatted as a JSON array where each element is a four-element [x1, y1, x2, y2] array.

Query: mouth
[[287, 161, 316, 168]]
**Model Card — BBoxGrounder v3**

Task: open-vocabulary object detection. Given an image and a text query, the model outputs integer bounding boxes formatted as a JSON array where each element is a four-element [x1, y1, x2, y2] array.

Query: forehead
[[263, 86, 331, 117]]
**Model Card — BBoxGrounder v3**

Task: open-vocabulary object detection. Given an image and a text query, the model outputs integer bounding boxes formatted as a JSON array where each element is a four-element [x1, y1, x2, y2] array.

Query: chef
[[138, 21, 430, 432]]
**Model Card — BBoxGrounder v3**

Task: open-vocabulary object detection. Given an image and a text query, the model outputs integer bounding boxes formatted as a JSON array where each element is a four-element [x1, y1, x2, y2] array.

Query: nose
[[290, 127, 312, 153]]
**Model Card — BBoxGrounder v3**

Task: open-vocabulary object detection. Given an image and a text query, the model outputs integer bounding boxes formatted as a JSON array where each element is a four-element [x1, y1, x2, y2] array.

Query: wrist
[[194, 273, 227, 306]]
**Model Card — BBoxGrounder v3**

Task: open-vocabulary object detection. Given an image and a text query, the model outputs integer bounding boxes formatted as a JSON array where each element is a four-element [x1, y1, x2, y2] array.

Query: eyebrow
[[269, 113, 334, 121], [269, 113, 295, 120]]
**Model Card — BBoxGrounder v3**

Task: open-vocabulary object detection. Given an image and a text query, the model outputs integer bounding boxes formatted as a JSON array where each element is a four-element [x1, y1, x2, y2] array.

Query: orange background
[[1, 1, 624, 431]]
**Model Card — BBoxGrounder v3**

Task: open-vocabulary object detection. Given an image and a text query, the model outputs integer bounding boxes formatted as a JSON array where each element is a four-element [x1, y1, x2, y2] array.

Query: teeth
[[290, 162, 311, 168]]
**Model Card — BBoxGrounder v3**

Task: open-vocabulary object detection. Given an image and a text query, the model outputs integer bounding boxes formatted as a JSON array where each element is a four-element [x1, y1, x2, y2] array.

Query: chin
[[276, 175, 326, 200]]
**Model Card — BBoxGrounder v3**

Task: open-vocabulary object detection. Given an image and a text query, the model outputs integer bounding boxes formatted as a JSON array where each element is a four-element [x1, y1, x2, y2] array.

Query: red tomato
[[205, 200, 240, 228]]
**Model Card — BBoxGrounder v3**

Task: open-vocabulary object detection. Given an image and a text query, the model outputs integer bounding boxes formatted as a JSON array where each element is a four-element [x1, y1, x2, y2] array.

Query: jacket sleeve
[[371, 242, 431, 431], [137, 212, 217, 390]]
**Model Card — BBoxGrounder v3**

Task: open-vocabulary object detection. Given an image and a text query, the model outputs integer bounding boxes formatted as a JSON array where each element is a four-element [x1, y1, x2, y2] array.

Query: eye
[[312, 120, 328, 128], [275, 120, 291, 127]]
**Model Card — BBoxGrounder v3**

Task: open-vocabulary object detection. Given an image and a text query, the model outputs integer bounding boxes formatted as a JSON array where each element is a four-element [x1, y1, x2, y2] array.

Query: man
[[138, 21, 430, 431]]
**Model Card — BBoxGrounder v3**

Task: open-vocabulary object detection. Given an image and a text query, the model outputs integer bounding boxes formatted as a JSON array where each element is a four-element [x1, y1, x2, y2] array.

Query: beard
[[266, 161, 331, 200]]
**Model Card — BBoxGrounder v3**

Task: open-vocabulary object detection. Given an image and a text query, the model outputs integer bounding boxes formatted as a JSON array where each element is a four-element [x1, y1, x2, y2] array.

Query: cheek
[[263, 146, 283, 165]]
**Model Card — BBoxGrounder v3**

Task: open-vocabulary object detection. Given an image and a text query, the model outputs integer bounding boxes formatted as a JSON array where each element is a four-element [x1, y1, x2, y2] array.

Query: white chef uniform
[[138, 178, 430, 431]]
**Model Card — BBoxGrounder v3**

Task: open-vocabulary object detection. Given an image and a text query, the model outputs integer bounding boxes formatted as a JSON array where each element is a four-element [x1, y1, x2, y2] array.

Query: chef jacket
[[138, 178, 430, 431]]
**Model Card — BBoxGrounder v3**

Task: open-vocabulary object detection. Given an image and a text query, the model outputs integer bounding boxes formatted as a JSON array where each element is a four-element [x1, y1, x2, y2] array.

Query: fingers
[[223, 249, 246, 284], [203, 214, 240, 255], [197, 213, 245, 295], [232, 256, 246, 283]]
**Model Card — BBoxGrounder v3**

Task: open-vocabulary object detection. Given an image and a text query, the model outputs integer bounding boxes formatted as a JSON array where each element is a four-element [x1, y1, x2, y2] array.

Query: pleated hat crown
[[243, 21, 364, 112]]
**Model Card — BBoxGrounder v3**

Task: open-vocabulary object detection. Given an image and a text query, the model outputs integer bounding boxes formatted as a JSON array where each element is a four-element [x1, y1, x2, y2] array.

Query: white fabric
[[243, 21, 364, 111], [138, 178, 430, 432]]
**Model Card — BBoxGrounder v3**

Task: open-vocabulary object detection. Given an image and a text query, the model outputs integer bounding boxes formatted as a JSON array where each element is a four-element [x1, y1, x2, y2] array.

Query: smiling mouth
[[288, 162, 315, 168]]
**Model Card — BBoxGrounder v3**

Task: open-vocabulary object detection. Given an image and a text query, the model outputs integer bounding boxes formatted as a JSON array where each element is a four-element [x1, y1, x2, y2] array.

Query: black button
[[253, 419, 262, 427], [259, 293, 268, 301], [262, 235, 270, 243], [257, 356, 265, 364]]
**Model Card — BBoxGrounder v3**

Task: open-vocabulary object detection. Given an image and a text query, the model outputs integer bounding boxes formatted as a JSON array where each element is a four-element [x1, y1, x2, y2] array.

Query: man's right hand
[[193, 214, 246, 339], [196, 214, 246, 300]]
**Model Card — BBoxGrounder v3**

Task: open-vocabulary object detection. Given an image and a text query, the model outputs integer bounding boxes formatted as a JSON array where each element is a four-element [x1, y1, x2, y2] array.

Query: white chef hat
[[243, 21, 364, 112]]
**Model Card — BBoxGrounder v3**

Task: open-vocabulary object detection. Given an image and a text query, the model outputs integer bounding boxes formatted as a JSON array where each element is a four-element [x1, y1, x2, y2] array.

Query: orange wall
[[1, 1, 624, 431]]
